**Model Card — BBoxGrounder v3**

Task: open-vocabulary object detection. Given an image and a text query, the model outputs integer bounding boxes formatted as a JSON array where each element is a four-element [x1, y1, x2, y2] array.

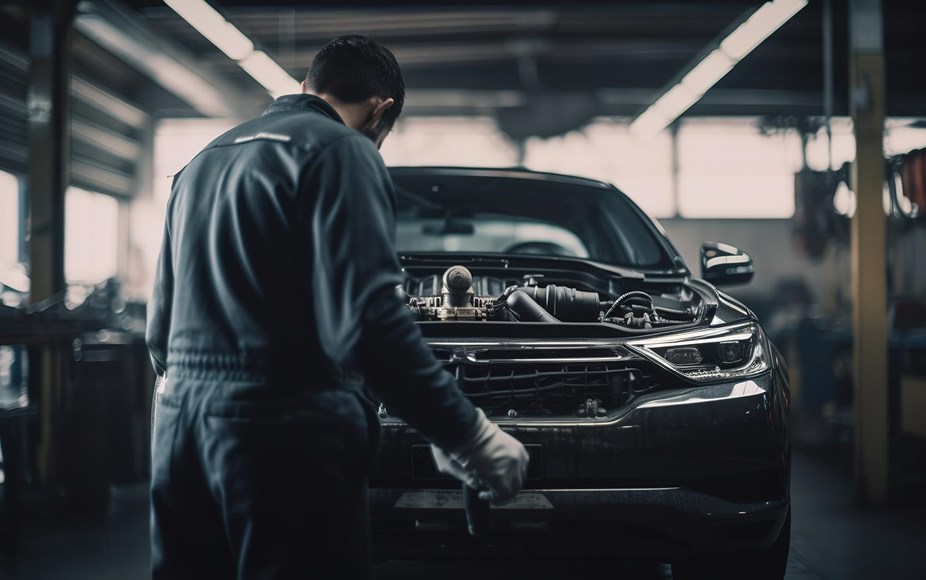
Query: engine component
[[438, 302, 489, 321], [506, 290, 560, 322], [601, 291, 656, 329], [407, 294, 496, 321], [437, 265, 485, 320], [404, 265, 696, 328], [519, 284, 602, 322], [442, 265, 474, 307], [407, 265, 494, 321], [522, 274, 543, 287]]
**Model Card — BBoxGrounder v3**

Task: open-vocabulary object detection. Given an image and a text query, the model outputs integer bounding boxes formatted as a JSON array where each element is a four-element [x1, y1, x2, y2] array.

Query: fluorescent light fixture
[[163, 0, 300, 99], [629, 111, 670, 141], [721, 0, 808, 60], [631, 0, 808, 138], [164, 0, 252, 60], [655, 84, 700, 117], [680, 49, 735, 94], [631, 84, 698, 138], [239, 51, 302, 99]]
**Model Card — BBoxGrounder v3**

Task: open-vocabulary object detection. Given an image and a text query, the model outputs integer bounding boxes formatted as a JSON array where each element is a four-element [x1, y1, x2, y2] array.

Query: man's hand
[[430, 408, 529, 503]]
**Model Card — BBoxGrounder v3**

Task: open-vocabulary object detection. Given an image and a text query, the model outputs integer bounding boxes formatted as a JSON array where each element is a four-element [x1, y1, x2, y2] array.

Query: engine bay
[[401, 264, 701, 329]]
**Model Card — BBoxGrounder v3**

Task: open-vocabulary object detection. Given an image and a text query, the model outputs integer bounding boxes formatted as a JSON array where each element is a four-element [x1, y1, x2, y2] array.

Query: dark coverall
[[146, 95, 478, 579]]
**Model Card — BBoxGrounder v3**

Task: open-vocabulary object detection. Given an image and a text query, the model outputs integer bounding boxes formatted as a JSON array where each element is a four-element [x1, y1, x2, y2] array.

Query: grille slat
[[440, 349, 660, 418]]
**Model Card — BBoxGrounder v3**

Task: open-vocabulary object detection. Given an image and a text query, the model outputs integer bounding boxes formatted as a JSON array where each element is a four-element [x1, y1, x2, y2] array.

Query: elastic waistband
[[166, 348, 334, 383]]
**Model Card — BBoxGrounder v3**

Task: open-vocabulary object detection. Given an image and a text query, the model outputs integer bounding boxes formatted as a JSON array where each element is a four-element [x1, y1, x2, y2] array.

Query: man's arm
[[306, 135, 477, 451], [146, 219, 173, 377], [307, 134, 528, 502]]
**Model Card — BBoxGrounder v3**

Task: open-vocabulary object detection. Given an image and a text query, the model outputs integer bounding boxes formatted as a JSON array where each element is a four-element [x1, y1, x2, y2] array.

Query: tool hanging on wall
[[900, 147, 926, 220]]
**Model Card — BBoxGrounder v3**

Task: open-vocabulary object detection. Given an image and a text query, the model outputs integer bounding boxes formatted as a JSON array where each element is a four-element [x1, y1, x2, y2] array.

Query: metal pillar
[[849, 0, 889, 504], [27, 0, 74, 304], [27, 0, 74, 487]]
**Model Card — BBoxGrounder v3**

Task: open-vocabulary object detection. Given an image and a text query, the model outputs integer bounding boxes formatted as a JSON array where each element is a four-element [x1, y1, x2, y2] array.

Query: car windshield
[[391, 170, 673, 269]]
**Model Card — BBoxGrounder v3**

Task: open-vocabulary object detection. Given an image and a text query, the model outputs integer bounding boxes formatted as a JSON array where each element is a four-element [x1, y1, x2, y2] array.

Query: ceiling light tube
[[631, 84, 698, 137], [651, 85, 699, 121], [164, 0, 301, 98], [720, 0, 808, 61], [630, 0, 807, 138], [164, 0, 253, 60], [680, 49, 735, 95], [238, 50, 302, 99]]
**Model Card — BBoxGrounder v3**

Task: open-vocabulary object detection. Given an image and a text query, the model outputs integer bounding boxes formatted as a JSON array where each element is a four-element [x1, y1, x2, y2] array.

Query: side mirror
[[700, 242, 754, 286]]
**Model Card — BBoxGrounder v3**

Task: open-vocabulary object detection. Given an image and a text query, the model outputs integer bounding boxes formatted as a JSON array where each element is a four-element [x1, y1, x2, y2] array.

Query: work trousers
[[150, 378, 380, 580]]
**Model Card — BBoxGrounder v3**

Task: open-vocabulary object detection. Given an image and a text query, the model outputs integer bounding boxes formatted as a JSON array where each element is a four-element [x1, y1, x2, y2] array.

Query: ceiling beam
[[75, 0, 258, 118]]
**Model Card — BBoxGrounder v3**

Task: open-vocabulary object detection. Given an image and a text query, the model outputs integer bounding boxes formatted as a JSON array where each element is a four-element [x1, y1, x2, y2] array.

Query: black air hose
[[520, 285, 601, 321], [506, 290, 560, 322], [601, 291, 654, 320]]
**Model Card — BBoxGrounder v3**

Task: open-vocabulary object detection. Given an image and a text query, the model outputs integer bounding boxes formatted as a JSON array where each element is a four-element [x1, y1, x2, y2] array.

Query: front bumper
[[370, 488, 789, 559], [369, 370, 790, 558]]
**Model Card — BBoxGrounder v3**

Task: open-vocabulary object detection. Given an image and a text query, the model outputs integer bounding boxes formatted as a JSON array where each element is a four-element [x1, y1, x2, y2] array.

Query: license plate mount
[[411, 444, 543, 479], [394, 490, 553, 510]]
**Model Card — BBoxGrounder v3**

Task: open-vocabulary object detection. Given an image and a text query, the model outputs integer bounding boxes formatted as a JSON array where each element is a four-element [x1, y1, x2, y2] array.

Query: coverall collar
[[262, 94, 345, 125]]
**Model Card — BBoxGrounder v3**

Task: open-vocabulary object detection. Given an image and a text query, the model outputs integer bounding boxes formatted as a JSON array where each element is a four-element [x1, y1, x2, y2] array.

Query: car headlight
[[626, 322, 770, 383]]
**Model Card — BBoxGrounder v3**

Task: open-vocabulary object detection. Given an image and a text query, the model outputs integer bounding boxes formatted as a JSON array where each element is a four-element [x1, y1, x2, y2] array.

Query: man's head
[[302, 35, 405, 149]]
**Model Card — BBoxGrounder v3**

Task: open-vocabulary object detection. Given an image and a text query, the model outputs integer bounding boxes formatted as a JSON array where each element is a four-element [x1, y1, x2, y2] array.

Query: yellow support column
[[849, 0, 889, 504]]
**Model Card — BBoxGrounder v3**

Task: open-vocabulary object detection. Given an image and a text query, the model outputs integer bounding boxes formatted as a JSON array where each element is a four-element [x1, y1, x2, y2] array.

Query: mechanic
[[146, 35, 528, 579]]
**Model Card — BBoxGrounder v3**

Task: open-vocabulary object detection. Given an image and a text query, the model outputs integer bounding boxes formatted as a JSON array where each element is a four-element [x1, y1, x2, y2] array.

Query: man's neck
[[308, 92, 366, 131]]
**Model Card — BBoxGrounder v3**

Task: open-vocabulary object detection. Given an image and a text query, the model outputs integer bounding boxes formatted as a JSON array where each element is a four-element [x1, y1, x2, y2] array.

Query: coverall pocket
[[196, 395, 375, 578], [201, 390, 373, 484], [150, 396, 183, 486]]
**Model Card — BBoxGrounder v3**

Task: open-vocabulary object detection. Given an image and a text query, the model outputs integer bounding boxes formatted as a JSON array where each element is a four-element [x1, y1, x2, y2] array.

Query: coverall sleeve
[[307, 135, 477, 452], [146, 219, 173, 377]]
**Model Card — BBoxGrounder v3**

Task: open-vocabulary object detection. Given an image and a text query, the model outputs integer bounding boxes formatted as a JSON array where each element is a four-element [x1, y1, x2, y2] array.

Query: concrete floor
[[0, 450, 923, 579]]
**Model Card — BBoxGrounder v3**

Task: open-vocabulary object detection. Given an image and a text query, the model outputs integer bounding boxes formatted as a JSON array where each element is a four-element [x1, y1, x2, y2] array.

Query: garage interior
[[1, 0, 925, 578]]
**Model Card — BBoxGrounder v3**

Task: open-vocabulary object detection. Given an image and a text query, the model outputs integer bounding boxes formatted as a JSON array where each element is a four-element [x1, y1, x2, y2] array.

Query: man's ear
[[300, 80, 309, 94], [365, 97, 395, 128]]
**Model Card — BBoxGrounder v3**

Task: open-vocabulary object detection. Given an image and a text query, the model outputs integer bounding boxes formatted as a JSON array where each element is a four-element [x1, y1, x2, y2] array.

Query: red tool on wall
[[901, 147, 926, 219]]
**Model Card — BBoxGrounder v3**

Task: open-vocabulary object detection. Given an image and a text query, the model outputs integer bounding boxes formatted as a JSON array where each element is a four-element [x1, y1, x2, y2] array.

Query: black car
[[369, 167, 791, 580]]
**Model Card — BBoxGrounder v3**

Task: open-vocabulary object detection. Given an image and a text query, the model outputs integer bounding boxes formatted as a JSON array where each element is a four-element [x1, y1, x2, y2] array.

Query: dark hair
[[306, 35, 405, 129]]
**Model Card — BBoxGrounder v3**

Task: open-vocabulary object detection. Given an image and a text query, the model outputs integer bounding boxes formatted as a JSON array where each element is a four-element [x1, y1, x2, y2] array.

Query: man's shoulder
[[206, 109, 360, 159]]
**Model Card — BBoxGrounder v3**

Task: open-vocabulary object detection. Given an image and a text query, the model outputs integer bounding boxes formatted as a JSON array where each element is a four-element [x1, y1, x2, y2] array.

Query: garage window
[[523, 125, 676, 219], [677, 118, 801, 219], [380, 117, 518, 168], [65, 187, 120, 284], [0, 170, 21, 271]]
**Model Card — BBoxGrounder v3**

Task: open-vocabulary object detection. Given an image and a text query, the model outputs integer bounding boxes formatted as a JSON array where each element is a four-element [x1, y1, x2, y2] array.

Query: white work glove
[[430, 408, 529, 503]]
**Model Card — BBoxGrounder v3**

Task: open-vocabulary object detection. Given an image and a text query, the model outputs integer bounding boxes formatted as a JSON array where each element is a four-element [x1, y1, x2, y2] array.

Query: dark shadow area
[[5, 448, 921, 579]]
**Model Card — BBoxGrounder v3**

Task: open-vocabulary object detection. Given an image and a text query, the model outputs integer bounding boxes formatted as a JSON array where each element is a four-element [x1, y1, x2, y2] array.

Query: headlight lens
[[626, 322, 770, 383]]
